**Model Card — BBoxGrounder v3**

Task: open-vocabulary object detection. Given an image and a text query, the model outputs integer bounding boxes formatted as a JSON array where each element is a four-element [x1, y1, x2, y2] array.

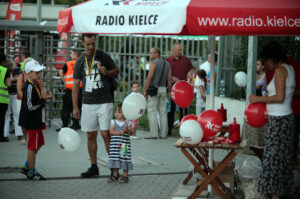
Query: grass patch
[[138, 110, 150, 131]]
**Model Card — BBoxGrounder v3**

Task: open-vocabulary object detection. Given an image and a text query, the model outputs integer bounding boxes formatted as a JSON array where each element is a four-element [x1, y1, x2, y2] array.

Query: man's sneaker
[[0, 137, 9, 142], [81, 166, 99, 178], [27, 172, 47, 181], [70, 125, 81, 131], [20, 166, 29, 176]]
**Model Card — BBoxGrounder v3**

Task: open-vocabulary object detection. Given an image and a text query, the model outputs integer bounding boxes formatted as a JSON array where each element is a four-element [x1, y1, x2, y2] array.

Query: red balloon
[[180, 114, 198, 127], [198, 110, 223, 138], [171, 81, 194, 108], [245, 103, 267, 128]]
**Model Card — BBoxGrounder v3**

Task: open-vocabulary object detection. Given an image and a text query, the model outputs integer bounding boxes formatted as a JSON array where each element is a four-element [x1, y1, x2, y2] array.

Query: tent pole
[[208, 35, 216, 193], [209, 36, 216, 110], [37, 0, 42, 23], [246, 36, 257, 105]]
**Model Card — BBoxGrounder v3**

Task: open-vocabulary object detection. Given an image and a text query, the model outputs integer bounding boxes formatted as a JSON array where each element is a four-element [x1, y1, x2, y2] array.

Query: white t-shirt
[[199, 61, 210, 74], [194, 76, 206, 108]]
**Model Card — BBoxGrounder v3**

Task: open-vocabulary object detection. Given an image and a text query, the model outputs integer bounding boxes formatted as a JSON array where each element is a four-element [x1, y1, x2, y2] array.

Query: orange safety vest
[[64, 60, 82, 89]]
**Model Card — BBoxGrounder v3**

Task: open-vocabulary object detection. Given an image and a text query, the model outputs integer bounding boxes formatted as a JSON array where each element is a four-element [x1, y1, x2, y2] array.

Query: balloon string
[[46, 119, 62, 129]]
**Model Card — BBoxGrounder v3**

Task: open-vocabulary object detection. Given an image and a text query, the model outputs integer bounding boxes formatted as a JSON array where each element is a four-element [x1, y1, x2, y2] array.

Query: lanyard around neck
[[27, 79, 42, 99], [85, 49, 96, 77]]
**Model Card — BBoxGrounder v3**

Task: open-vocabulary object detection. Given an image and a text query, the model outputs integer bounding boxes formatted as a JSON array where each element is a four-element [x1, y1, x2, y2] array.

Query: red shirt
[[166, 55, 194, 81], [265, 57, 299, 114]]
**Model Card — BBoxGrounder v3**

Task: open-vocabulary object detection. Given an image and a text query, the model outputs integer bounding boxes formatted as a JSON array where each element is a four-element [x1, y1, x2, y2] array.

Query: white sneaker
[[130, 136, 140, 140], [20, 139, 26, 145], [173, 120, 180, 127]]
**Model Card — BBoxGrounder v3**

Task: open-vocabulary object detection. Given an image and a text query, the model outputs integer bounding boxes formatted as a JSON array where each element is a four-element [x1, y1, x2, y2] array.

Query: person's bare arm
[[58, 69, 66, 87], [143, 62, 156, 98], [167, 66, 172, 97], [249, 66, 287, 103], [109, 124, 125, 135], [123, 125, 133, 135], [6, 77, 11, 87], [72, 79, 81, 120], [17, 74, 24, 98], [98, 64, 120, 77], [200, 85, 205, 101], [294, 86, 300, 98], [37, 77, 44, 94], [186, 68, 195, 82]]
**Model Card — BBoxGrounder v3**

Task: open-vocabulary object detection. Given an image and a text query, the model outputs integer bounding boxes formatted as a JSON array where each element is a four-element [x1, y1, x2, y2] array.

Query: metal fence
[[0, 33, 210, 126], [99, 35, 210, 99]]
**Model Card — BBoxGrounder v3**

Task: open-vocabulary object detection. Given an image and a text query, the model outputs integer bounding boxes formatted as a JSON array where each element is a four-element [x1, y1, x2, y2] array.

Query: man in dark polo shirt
[[166, 43, 194, 136]]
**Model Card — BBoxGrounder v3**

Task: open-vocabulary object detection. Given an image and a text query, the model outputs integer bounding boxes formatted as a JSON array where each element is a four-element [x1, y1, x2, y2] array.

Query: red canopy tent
[[186, 0, 300, 35], [57, 0, 300, 107], [57, 0, 300, 35]]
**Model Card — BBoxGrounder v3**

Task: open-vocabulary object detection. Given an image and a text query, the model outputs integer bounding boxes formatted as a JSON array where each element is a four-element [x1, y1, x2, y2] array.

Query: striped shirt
[[109, 120, 131, 162]]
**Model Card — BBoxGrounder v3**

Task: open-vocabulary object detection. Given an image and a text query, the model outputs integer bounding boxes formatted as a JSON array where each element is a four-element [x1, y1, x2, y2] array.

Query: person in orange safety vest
[[57, 50, 82, 131]]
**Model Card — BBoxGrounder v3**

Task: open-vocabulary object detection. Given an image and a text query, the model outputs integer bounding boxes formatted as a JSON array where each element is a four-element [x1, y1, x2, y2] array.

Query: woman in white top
[[249, 41, 296, 199]]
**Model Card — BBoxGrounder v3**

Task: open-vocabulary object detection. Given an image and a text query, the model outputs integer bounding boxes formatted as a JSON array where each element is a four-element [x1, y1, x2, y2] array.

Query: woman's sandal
[[107, 175, 118, 183], [119, 176, 128, 183]]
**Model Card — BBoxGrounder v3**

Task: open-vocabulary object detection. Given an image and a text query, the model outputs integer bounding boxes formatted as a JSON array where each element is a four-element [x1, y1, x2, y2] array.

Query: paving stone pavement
[[0, 174, 186, 199], [0, 120, 191, 199], [0, 119, 299, 199]]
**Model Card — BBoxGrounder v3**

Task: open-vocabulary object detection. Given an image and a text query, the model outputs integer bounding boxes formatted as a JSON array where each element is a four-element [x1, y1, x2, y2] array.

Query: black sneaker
[[27, 172, 47, 181], [56, 125, 69, 132], [0, 137, 9, 142], [70, 125, 81, 131], [20, 166, 29, 176], [18, 136, 23, 140], [81, 166, 99, 178]]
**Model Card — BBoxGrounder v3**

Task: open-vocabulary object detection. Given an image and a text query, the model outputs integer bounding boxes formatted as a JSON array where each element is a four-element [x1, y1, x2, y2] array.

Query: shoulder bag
[[147, 60, 166, 97]]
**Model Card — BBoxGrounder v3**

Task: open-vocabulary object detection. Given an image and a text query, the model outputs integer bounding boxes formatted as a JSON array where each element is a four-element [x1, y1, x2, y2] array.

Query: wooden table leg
[[192, 148, 227, 193], [181, 148, 206, 184], [200, 148, 209, 163], [192, 150, 237, 199], [181, 148, 228, 199], [183, 167, 197, 185]]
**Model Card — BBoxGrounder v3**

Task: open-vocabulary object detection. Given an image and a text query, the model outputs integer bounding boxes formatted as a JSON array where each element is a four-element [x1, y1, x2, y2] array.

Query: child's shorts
[[26, 129, 44, 150], [131, 118, 139, 128]]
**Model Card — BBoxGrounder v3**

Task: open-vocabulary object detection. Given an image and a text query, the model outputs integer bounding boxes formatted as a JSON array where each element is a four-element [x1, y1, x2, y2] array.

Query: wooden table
[[174, 138, 247, 199]]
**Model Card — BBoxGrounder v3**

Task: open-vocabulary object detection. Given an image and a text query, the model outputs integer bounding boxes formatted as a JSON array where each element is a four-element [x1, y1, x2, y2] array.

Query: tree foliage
[[258, 36, 300, 62]]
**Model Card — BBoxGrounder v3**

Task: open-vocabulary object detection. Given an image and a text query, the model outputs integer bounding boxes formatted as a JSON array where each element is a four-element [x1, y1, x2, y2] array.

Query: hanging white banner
[[72, 0, 190, 34]]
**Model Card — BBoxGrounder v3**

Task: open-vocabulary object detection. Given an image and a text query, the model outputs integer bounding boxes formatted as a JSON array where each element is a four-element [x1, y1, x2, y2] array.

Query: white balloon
[[122, 93, 147, 120], [179, 120, 203, 145], [58, 128, 81, 152], [234, 71, 247, 87]]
